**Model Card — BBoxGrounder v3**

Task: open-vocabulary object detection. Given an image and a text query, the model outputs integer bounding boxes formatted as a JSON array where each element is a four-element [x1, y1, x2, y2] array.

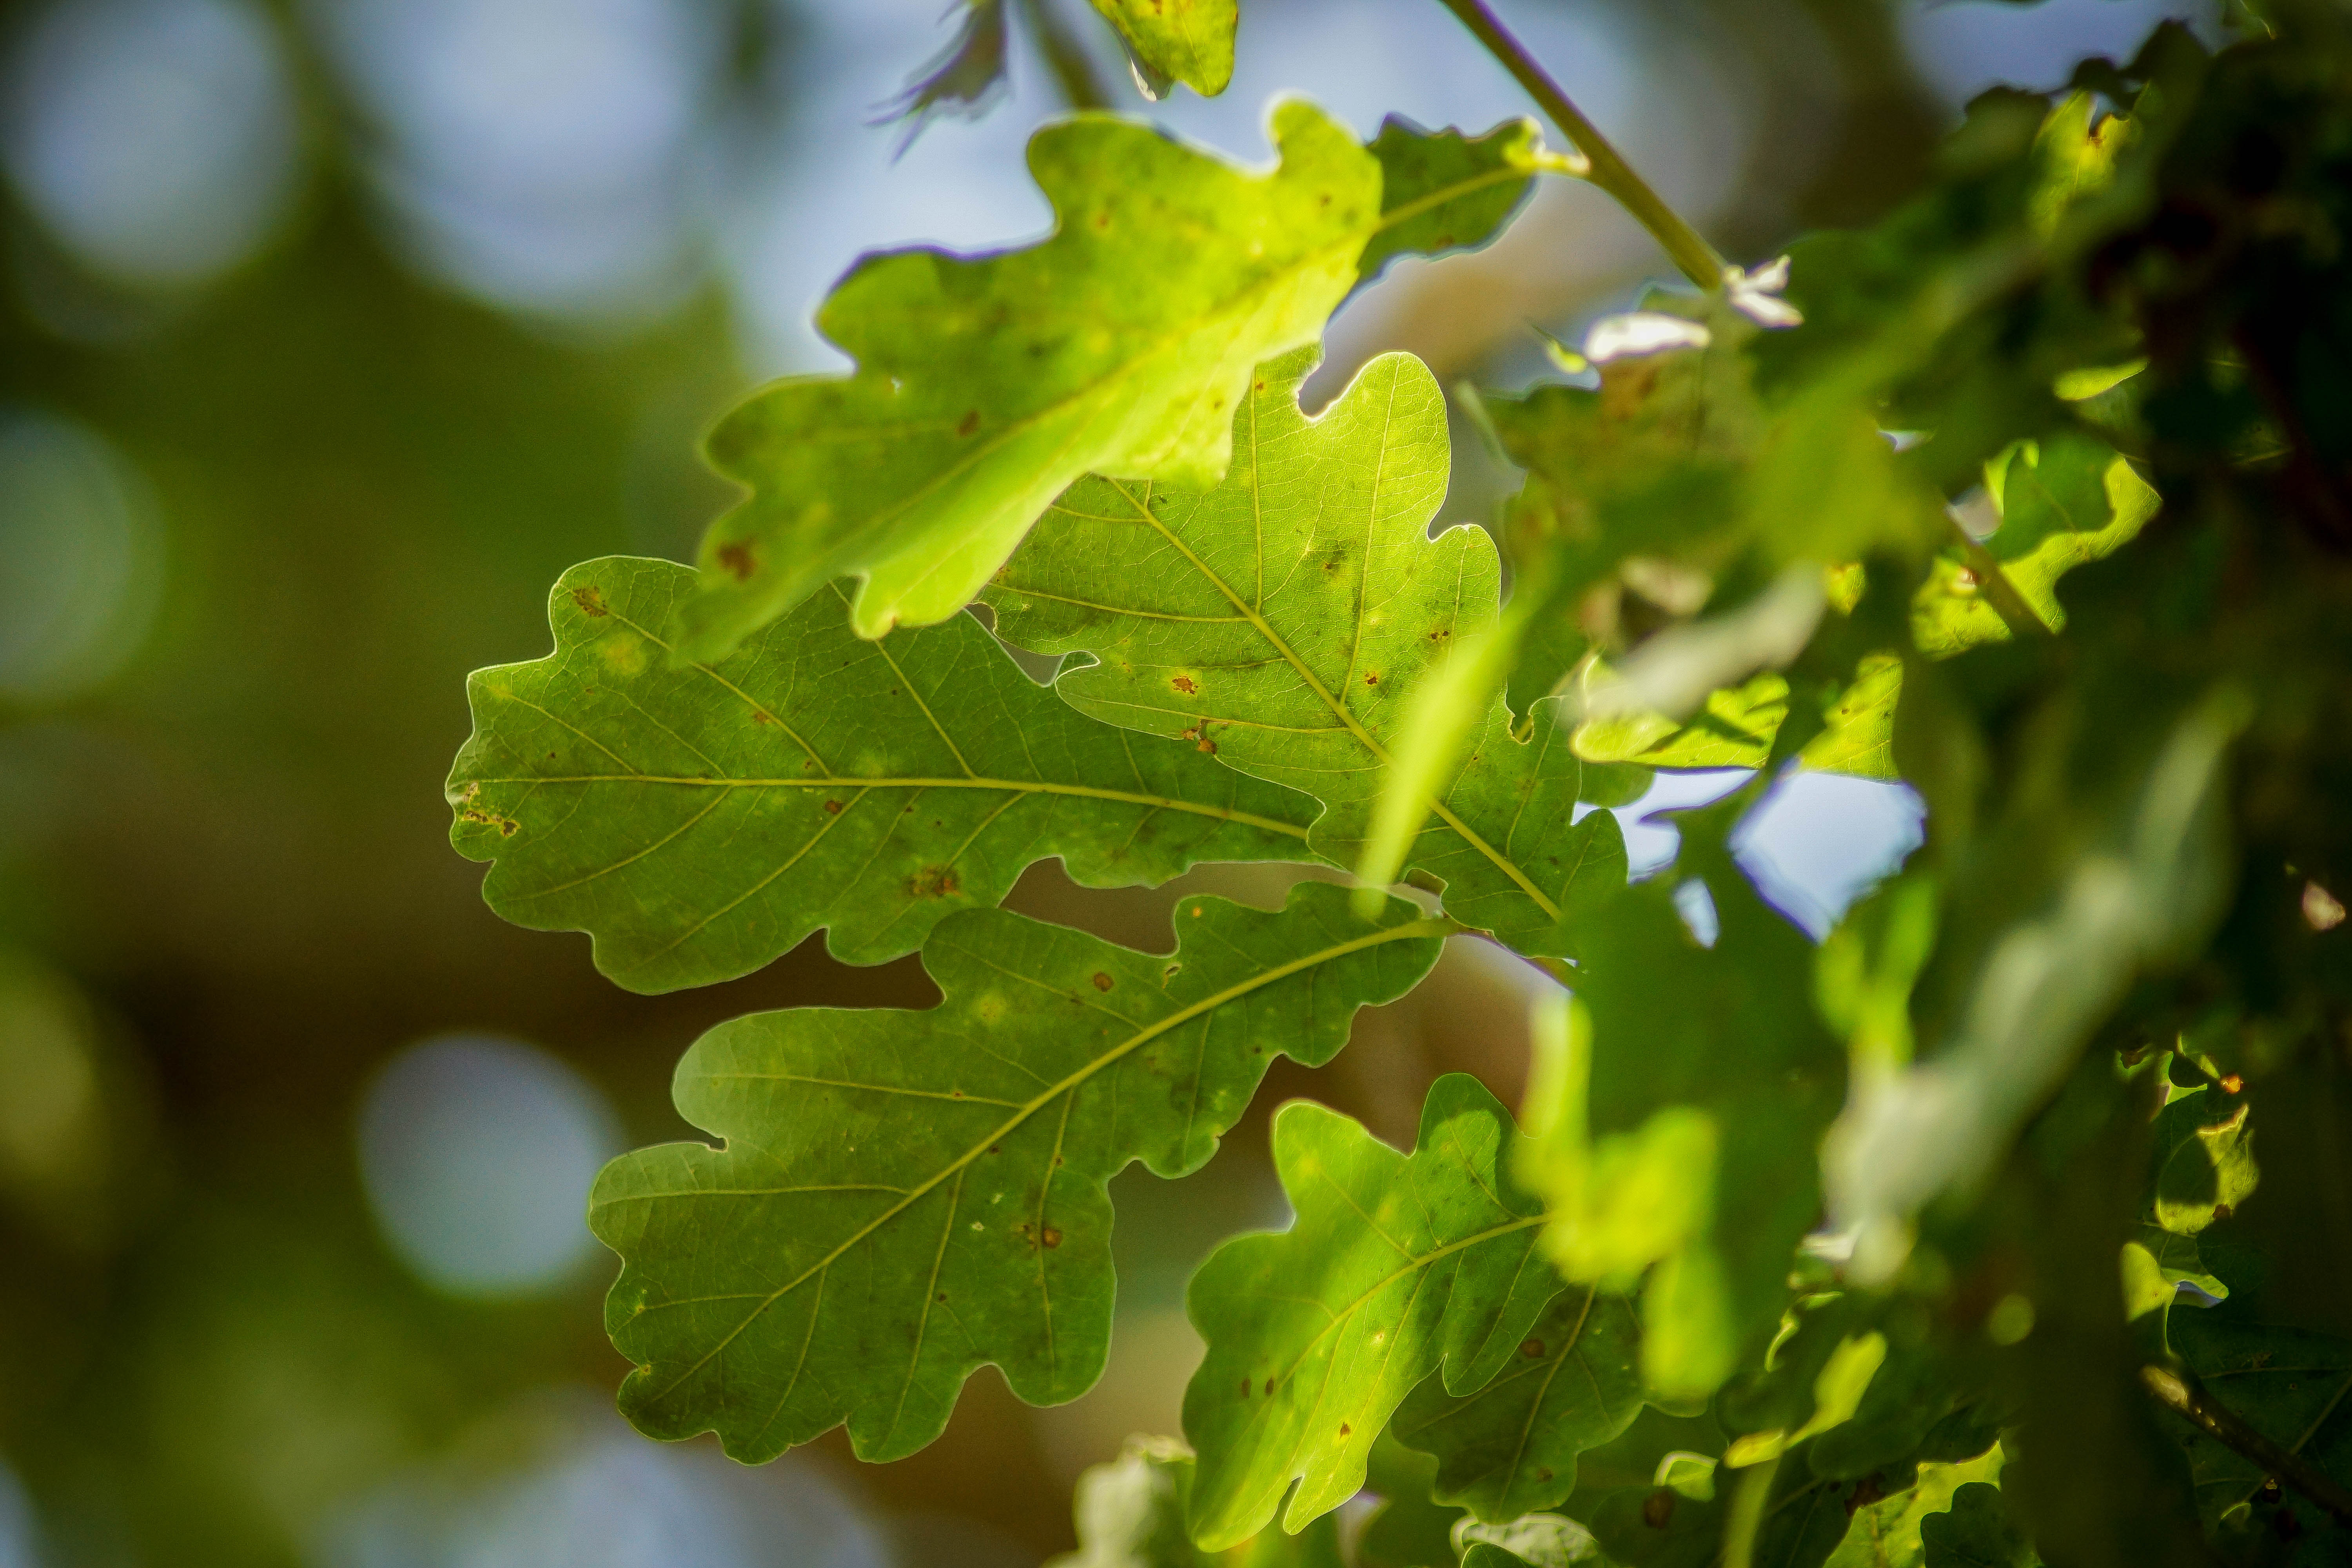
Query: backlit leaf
[[1087, 0, 1236, 97], [1390, 1285, 1646, 1521], [448, 557, 1315, 991], [989, 350, 1630, 959], [1183, 1074, 1559, 1549], [590, 883, 1445, 1463], [686, 108, 1554, 652], [1911, 438, 2157, 659]]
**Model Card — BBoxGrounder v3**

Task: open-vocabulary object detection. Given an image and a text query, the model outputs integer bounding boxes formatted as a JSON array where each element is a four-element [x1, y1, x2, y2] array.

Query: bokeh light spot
[[358, 1034, 621, 1298], [0, 0, 300, 286], [0, 410, 165, 706]]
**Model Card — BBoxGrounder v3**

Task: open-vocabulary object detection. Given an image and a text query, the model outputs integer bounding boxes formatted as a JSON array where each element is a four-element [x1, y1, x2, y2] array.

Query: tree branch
[[1429, 0, 1728, 290], [2141, 1363, 2352, 1527]]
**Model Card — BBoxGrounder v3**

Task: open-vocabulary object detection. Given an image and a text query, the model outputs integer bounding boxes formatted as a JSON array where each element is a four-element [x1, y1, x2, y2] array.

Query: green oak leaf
[[1358, 1434, 1466, 1568], [448, 557, 1314, 992], [2150, 1083, 2257, 1238], [1087, 0, 1235, 97], [687, 107, 1554, 652], [1565, 657, 1899, 780], [1583, 1441, 1906, 1568], [1183, 1074, 1560, 1550], [590, 882, 1445, 1464], [1828, 1450, 2004, 1568], [1919, 1483, 2038, 1568], [1460, 1548, 1537, 1568], [1455, 1515, 1605, 1566], [2165, 1305, 2352, 1539], [1053, 1435, 1344, 1567], [1390, 1285, 1646, 1522], [1911, 437, 2156, 658], [1360, 118, 1555, 283], [1520, 873, 1846, 1401], [988, 349, 1630, 960]]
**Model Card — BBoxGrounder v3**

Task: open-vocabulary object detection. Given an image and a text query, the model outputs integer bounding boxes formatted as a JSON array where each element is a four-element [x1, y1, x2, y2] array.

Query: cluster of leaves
[[448, 3, 2352, 1564]]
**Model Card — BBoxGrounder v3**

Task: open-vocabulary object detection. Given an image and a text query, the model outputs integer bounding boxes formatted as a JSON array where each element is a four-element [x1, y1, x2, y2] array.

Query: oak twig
[[2141, 1364, 2352, 1527], [1430, 0, 1728, 289]]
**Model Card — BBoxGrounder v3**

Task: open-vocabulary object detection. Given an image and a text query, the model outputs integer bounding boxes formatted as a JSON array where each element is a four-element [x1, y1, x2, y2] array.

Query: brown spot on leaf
[[1091, 972, 1112, 991], [1539, 1468, 1553, 1482], [717, 540, 757, 580], [1041, 1226, 1062, 1249], [936, 1292, 947, 1302], [2221, 1074, 2244, 1093], [1429, 627, 1451, 641], [1364, 671, 1379, 686], [1264, 1377, 1275, 1396], [1520, 1338, 1545, 1359], [2215, 1202, 2233, 1219], [458, 805, 522, 838], [1338, 1423, 1350, 1437], [570, 585, 609, 617], [824, 800, 842, 814], [1172, 675, 1198, 695], [1642, 1492, 1676, 1529], [956, 409, 980, 436], [910, 865, 960, 898], [1240, 1378, 1251, 1397]]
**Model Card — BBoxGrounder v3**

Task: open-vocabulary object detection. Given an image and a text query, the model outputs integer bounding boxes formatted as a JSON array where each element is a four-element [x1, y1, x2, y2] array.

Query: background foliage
[[2, 1, 2328, 1566]]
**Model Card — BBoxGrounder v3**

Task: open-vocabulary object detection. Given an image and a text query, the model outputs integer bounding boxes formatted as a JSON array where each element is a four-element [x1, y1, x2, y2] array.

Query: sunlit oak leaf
[[591, 883, 1445, 1465], [1359, 116, 1560, 283], [988, 350, 1629, 961], [1390, 1285, 1646, 1522], [448, 557, 1315, 992], [1827, 1450, 2004, 1568], [1183, 1074, 1562, 1550], [1087, 0, 1235, 97], [1911, 436, 2157, 658], [684, 107, 1557, 653], [2149, 1082, 2257, 1238], [1564, 654, 1902, 780]]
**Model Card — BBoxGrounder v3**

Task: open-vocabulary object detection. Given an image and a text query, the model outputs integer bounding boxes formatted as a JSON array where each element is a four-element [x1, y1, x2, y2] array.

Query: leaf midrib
[[1095, 475, 1563, 924], [620, 913, 1455, 1404], [466, 772, 1311, 840]]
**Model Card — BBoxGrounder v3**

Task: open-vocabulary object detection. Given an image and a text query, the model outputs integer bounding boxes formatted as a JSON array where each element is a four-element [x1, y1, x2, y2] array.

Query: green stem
[[1430, 0, 1728, 289]]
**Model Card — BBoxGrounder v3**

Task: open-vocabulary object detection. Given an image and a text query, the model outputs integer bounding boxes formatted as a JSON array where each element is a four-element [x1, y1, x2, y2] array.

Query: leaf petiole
[[1430, 0, 1728, 289]]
